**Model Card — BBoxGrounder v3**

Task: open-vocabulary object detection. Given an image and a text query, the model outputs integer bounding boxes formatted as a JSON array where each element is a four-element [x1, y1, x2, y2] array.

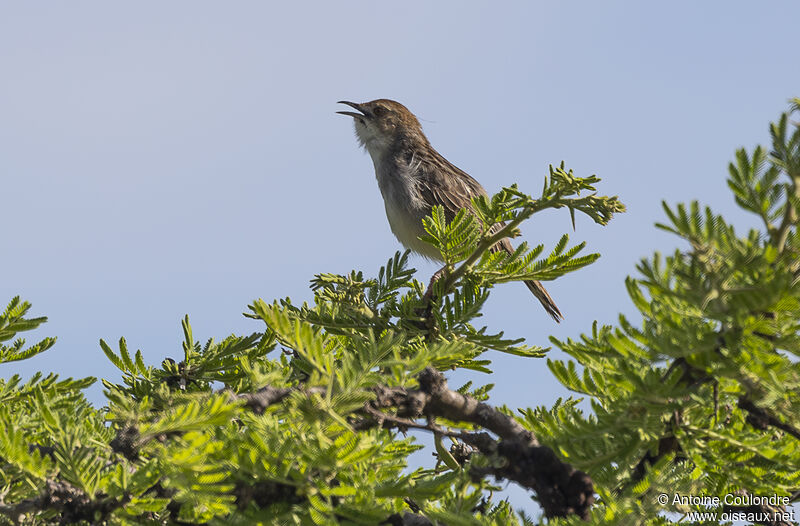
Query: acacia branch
[[392, 368, 593, 519], [439, 205, 536, 293], [738, 396, 800, 441], [238, 385, 327, 414], [239, 367, 594, 520], [0, 480, 127, 525]]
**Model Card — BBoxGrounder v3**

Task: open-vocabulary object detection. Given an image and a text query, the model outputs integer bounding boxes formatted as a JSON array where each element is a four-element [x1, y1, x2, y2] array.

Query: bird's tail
[[524, 279, 563, 322]]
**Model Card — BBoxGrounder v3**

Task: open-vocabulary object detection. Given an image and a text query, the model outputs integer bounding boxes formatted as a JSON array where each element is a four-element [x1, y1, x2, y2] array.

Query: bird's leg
[[423, 264, 450, 301], [410, 265, 451, 339]]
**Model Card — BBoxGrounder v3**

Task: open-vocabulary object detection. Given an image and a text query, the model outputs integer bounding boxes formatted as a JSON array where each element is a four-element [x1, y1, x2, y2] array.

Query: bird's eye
[[372, 106, 386, 117]]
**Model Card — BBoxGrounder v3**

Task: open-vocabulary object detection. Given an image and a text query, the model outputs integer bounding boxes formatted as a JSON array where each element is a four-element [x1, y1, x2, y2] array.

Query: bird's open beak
[[336, 100, 366, 119]]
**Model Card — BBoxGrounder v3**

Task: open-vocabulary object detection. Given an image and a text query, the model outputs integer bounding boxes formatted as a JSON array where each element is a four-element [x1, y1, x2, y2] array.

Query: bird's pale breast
[[376, 160, 442, 261]]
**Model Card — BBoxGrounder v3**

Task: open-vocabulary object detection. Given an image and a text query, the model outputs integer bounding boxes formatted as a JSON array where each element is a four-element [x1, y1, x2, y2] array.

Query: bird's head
[[337, 99, 425, 157]]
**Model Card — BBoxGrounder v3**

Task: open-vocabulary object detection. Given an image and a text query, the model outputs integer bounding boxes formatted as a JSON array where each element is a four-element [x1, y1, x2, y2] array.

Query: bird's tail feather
[[524, 279, 563, 322]]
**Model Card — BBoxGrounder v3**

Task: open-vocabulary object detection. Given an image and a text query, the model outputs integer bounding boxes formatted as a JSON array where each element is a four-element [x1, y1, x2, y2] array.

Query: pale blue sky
[[2, 1, 798, 517]]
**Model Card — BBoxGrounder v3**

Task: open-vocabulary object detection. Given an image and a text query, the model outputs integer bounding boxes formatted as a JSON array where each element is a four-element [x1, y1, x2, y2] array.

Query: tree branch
[[0, 480, 127, 525], [738, 396, 800, 441], [237, 367, 594, 520]]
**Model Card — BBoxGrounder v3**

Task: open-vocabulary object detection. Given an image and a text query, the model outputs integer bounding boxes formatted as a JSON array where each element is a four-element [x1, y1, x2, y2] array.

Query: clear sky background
[[2, 1, 798, 518]]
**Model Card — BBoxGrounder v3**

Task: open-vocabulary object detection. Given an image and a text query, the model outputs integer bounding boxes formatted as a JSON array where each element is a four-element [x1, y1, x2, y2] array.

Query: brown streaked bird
[[337, 99, 562, 321]]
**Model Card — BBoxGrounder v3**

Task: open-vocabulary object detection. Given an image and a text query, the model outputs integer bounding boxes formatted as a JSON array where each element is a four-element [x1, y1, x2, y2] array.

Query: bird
[[337, 99, 562, 321]]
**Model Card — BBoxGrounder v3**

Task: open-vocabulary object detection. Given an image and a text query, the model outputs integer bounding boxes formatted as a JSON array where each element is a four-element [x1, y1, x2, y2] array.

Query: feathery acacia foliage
[[0, 162, 621, 525], [0, 297, 56, 363], [2, 100, 797, 525], [532, 100, 800, 525]]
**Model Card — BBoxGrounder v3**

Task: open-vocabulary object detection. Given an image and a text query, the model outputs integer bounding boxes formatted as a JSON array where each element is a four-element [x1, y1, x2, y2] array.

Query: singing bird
[[337, 99, 562, 321]]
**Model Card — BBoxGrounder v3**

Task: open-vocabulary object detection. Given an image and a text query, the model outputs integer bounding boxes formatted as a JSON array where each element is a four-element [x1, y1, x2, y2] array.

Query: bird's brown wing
[[414, 150, 488, 220], [415, 151, 563, 322]]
